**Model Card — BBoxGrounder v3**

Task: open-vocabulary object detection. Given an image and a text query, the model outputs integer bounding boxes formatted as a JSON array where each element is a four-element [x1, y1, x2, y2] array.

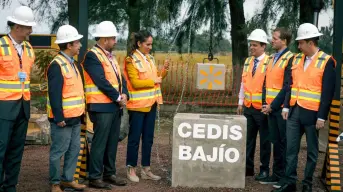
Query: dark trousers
[[88, 110, 121, 180], [268, 109, 287, 178], [126, 104, 157, 167], [244, 106, 271, 172], [0, 106, 28, 192], [284, 106, 319, 186]]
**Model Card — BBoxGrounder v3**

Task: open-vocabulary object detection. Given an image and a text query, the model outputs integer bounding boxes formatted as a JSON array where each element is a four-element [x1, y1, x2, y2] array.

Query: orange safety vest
[[82, 47, 122, 104], [242, 55, 269, 109], [265, 51, 293, 104], [47, 54, 85, 118], [124, 50, 163, 109], [290, 51, 335, 111], [0, 36, 35, 101]]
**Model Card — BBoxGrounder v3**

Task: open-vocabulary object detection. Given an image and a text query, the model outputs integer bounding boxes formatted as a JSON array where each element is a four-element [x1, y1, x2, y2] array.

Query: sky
[[0, 0, 334, 39]]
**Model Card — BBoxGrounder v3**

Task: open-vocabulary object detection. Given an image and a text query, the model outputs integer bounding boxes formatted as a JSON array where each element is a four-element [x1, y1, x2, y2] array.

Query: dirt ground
[[18, 117, 330, 192]]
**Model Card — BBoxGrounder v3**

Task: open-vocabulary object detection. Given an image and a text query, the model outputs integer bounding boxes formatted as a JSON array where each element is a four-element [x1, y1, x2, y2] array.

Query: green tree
[[246, 0, 332, 52]]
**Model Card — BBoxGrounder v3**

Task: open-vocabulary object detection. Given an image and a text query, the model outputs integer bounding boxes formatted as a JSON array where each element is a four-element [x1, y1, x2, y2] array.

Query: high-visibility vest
[[124, 50, 163, 109], [242, 55, 269, 109], [290, 51, 334, 111], [265, 51, 293, 104], [82, 47, 122, 104], [47, 55, 85, 118], [0, 36, 35, 101]]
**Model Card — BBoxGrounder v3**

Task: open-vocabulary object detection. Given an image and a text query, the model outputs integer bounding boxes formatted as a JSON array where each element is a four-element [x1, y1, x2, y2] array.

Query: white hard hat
[[247, 29, 269, 44], [92, 21, 119, 37], [295, 23, 323, 40], [55, 25, 83, 44], [7, 6, 36, 27]]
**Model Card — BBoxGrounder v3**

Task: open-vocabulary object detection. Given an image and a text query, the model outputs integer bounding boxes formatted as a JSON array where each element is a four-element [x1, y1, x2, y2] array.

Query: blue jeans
[[126, 104, 157, 167], [49, 123, 80, 184]]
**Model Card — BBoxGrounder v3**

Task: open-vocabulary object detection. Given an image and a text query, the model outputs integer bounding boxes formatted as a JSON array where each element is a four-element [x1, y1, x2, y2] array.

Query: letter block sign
[[172, 113, 247, 188], [196, 63, 226, 90]]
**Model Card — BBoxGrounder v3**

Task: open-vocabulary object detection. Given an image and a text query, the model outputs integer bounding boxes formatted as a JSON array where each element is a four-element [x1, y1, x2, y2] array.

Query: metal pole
[[312, 0, 322, 27], [321, 0, 343, 191], [313, 12, 319, 27], [78, 0, 88, 64]]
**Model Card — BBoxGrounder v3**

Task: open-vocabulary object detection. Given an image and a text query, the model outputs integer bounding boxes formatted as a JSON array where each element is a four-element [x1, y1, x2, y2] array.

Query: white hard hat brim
[[7, 16, 36, 27], [92, 31, 119, 38], [295, 33, 323, 41], [247, 37, 269, 44], [55, 34, 83, 44]]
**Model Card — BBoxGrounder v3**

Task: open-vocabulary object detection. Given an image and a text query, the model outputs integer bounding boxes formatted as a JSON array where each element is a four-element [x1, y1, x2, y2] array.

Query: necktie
[[273, 53, 280, 65], [107, 54, 122, 92], [252, 58, 259, 76]]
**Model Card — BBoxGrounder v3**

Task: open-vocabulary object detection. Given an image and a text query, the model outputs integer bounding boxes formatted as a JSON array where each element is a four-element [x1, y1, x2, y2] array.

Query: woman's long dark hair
[[128, 30, 152, 56]]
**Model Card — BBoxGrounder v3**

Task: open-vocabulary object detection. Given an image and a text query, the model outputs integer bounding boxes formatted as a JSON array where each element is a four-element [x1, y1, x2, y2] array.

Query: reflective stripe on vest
[[314, 51, 328, 69], [23, 41, 34, 58], [129, 88, 162, 101], [0, 37, 12, 56], [266, 88, 279, 99], [244, 92, 262, 102], [243, 56, 268, 73], [291, 88, 321, 102], [84, 84, 119, 95], [47, 96, 84, 109], [0, 81, 30, 91], [277, 52, 293, 68]]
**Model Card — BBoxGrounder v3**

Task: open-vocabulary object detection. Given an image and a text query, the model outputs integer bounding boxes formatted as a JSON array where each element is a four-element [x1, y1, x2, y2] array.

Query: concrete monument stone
[[172, 113, 247, 188]]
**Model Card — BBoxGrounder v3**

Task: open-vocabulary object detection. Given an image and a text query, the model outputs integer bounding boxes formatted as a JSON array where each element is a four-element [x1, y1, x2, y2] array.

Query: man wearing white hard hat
[[47, 25, 86, 192], [273, 23, 336, 192], [0, 6, 36, 192], [237, 29, 271, 181], [82, 21, 128, 189], [259, 27, 293, 187]]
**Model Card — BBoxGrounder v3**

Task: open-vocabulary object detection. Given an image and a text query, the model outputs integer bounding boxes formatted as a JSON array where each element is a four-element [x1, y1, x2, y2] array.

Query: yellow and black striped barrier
[[73, 123, 89, 182], [322, 100, 341, 191]]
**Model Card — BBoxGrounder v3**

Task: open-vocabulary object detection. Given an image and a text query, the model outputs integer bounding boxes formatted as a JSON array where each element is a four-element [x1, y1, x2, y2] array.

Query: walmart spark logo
[[199, 65, 223, 90]]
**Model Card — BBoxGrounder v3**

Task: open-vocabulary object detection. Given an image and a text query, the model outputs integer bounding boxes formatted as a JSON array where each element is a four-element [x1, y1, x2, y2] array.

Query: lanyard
[[14, 47, 23, 70]]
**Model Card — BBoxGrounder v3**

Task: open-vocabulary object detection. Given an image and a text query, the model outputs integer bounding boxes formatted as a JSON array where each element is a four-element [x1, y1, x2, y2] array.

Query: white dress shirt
[[8, 34, 23, 57], [238, 53, 266, 105]]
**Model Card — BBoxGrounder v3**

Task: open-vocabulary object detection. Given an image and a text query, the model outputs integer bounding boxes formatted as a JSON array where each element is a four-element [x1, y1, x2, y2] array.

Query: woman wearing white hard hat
[[0, 6, 36, 192], [237, 28, 271, 181], [274, 23, 336, 192], [47, 25, 86, 192], [82, 21, 128, 189]]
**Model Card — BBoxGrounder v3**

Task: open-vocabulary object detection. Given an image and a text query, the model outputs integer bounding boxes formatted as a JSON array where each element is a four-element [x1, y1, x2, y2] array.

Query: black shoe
[[255, 171, 269, 181], [246, 168, 254, 176], [259, 175, 279, 184], [103, 175, 127, 186], [271, 183, 296, 192], [89, 179, 112, 190], [302, 184, 312, 192], [273, 179, 285, 189]]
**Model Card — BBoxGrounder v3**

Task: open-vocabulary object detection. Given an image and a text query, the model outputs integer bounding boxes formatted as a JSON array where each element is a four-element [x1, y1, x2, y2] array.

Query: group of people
[[0, 4, 337, 192], [238, 24, 336, 192], [0, 6, 169, 192]]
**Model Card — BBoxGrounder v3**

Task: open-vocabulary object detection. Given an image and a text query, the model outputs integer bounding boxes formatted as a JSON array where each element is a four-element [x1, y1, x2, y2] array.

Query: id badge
[[18, 72, 27, 83]]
